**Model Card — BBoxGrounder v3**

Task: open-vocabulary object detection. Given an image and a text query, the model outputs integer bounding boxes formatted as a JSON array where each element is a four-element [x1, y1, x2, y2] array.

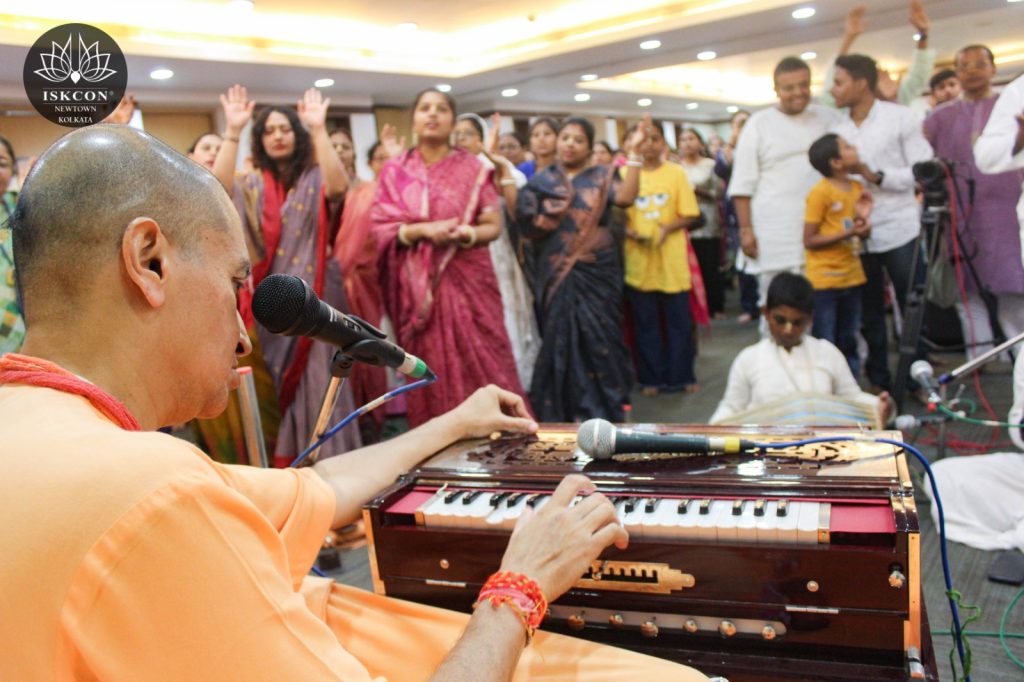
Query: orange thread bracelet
[[473, 571, 548, 643]]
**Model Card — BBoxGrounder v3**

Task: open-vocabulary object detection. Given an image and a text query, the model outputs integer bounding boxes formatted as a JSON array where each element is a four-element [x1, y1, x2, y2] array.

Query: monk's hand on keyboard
[[498, 474, 629, 600], [448, 384, 539, 440]]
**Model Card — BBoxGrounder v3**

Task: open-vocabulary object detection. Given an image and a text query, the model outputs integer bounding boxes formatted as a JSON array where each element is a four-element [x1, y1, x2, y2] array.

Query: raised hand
[[909, 0, 929, 35], [219, 84, 255, 135], [845, 5, 868, 39], [628, 114, 653, 152], [297, 87, 330, 132], [380, 123, 407, 159], [486, 113, 502, 155]]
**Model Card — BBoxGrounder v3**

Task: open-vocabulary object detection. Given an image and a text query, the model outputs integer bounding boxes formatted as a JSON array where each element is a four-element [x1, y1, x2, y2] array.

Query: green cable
[[937, 403, 1023, 429], [935, 631, 1024, 638], [1001, 587, 1024, 670], [946, 589, 981, 681]]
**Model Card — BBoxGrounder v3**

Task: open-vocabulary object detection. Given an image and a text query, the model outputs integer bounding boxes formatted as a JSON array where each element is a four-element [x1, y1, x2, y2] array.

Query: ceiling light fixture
[[637, 97, 653, 107], [697, 51, 717, 61], [435, 83, 452, 93], [314, 78, 334, 88], [726, 105, 739, 113], [640, 39, 662, 50], [686, 102, 699, 110], [149, 68, 174, 80], [574, 93, 591, 102], [792, 7, 816, 20], [801, 51, 817, 60], [580, 74, 598, 81], [501, 88, 519, 97]]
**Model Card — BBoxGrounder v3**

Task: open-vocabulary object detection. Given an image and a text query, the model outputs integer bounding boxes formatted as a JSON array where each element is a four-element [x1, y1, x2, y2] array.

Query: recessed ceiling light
[[580, 73, 598, 81], [913, 33, 922, 41], [228, 0, 254, 10], [149, 68, 174, 80], [792, 7, 816, 19], [686, 102, 699, 110], [435, 83, 452, 93], [501, 88, 519, 98], [396, 22, 418, 31], [801, 51, 817, 60], [1008, 0, 1022, 4], [314, 78, 334, 88], [726, 105, 739, 113], [640, 39, 661, 50], [574, 93, 591, 102], [697, 51, 717, 61], [637, 97, 653, 107]]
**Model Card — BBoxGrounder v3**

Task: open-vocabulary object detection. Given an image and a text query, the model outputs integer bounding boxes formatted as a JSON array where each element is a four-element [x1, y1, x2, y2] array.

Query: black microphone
[[910, 360, 941, 404], [577, 418, 757, 460], [252, 274, 434, 380]]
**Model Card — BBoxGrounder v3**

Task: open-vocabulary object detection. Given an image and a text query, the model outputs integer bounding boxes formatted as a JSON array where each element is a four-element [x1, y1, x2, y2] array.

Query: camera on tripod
[[913, 158, 954, 208]]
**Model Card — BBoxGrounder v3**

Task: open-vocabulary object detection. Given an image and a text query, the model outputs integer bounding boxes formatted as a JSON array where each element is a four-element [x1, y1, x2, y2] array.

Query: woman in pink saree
[[371, 89, 527, 427]]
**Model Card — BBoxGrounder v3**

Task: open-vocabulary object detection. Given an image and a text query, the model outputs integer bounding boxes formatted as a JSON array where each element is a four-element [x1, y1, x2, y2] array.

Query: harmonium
[[363, 424, 938, 681]]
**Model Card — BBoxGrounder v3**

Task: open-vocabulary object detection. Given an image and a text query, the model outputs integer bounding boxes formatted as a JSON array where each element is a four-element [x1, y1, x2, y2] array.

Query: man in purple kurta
[[925, 45, 1024, 359]]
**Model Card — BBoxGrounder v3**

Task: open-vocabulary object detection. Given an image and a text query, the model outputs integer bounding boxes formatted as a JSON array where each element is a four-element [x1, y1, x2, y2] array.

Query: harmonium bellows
[[363, 424, 938, 682]]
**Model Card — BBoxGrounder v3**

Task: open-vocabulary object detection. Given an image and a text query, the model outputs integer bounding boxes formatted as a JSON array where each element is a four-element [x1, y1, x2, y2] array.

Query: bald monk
[[0, 126, 707, 682]]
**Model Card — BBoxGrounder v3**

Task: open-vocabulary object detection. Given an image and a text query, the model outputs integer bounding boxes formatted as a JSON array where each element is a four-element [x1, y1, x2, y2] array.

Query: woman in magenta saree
[[371, 89, 526, 427]]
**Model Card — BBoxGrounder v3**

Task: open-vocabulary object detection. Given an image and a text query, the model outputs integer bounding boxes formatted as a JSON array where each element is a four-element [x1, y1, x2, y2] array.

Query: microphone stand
[[303, 350, 355, 467], [939, 329, 1024, 385]]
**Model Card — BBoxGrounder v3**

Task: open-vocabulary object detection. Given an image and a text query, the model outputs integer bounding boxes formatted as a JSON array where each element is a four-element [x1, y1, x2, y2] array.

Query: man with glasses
[[711, 272, 890, 424]]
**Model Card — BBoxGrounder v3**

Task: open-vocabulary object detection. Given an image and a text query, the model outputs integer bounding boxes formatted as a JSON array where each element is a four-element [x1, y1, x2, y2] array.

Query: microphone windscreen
[[252, 274, 314, 335], [909, 359, 934, 385], [577, 418, 615, 460]]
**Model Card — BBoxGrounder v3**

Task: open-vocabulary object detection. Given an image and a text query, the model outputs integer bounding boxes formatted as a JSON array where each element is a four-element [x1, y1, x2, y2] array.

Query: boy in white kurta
[[711, 272, 887, 424]]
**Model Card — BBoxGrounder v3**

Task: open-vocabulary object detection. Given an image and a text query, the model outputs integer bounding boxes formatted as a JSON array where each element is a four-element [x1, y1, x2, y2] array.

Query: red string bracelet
[[473, 571, 548, 643]]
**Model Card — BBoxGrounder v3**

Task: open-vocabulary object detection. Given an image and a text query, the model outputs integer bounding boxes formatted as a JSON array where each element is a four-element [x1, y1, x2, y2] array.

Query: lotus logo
[[34, 33, 117, 85]]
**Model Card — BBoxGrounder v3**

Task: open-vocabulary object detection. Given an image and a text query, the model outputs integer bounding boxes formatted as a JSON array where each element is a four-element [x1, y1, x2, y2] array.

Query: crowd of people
[[3, 2, 1024, 680], [2, 3, 1024, 465]]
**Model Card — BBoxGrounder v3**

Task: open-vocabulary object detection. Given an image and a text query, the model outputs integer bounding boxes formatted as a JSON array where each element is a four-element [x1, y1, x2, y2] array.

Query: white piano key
[[415, 488, 450, 527], [500, 494, 532, 530], [675, 498, 702, 540], [775, 499, 800, 543], [696, 500, 730, 540], [620, 498, 648, 539], [450, 492, 495, 527], [755, 500, 780, 542], [795, 502, 821, 544], [716, 499, 741, 541], [733, 500, 757, 541]]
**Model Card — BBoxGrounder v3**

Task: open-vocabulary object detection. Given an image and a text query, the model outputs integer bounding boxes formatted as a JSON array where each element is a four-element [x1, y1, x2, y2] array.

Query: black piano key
[[507, 493, 526, 507], [677, 499, 690, 514], [444, 490, 464, 504], [526, 494, 545, 508], [732, 499, 744, 516], [644, 498, 657, 514], [699, 498, 712, 515], [462, 490, 484, 505], [754, 499, 767, 517], [623, 498, 637, 513], [489, 491, 511, 507], [777, 499, 789, 517], [609, 496, 623, 506]]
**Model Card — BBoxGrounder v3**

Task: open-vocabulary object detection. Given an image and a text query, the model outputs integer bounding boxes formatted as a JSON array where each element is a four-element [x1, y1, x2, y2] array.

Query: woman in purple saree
[[371, 89, 527, 427], [212, 85, 361, 464]]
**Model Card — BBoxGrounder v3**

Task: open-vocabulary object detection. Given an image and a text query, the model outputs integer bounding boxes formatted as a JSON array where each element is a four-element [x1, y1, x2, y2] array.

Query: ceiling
[[1, 0, 1022, 121]]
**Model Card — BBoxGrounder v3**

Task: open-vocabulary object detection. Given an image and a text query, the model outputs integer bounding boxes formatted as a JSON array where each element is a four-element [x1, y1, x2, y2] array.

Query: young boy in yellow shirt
[[803, 133, 872, 376]]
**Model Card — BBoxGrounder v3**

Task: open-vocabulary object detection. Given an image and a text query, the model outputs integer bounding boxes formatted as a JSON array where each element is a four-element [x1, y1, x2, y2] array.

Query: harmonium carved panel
[[363, 424, 938, 681]]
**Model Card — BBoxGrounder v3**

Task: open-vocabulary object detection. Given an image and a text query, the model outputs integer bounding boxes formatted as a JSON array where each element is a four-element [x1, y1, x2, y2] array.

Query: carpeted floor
[[328, 303, 1024, 681]]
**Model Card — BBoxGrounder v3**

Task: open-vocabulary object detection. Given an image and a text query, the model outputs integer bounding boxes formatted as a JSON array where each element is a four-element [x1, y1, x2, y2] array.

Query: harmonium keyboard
[[363, 424, 938, 681]]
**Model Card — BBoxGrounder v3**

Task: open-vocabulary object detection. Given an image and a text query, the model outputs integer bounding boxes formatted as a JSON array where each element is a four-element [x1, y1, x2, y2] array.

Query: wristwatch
[[874, 170, 885, 187]]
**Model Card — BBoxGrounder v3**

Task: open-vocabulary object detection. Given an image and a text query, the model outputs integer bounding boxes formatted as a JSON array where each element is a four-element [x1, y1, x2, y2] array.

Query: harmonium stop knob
[[640, 619, 659, 638], [889, 568, 906, 589], [718, 620, 737, 638], [567, 614, 586, 631], [684, 618, 699, 634]]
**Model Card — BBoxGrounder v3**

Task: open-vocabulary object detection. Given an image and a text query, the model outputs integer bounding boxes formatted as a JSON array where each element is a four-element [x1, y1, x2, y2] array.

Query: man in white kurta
[[729, 57, 840, 323]]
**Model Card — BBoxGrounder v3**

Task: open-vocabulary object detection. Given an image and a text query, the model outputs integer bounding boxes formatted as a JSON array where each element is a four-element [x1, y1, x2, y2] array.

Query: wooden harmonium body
[[364, 424, 936, 681]]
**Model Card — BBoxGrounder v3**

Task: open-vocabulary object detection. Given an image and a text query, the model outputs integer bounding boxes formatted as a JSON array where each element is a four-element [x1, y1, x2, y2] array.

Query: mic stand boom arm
[[939, 329, 1024, 385]]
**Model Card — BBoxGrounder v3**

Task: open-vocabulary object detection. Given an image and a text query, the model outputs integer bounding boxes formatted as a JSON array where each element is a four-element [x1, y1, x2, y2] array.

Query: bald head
[[11, 125, 235, 324]]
